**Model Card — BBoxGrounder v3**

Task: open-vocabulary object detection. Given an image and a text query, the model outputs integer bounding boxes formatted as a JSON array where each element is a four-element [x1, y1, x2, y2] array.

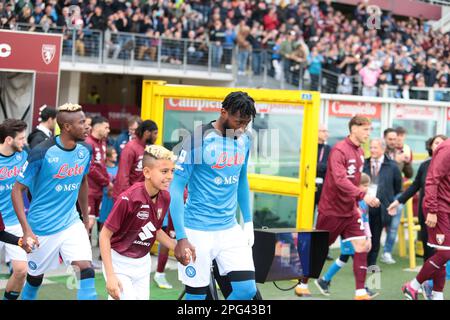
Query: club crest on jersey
[[157, 208, 163, 220], [78, 149, 86, 159], [437, 234, 445, 245], [185, 266, 196, 278], [53, 164, 85, 179], [15, 154, 22, 161], [211, 152, 245, 169], [137, 211, 149, 220]]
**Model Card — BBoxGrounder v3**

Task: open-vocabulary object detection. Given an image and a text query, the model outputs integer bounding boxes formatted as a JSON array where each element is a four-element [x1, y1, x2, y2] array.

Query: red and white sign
[[164, 99, 304, 115], [395, 105, 439, 121], [0, 30, 62, 127], [328, 100, 382, 118]]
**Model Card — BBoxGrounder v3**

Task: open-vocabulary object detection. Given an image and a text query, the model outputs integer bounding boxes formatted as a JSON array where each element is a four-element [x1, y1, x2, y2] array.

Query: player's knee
[[73, 261, 94, 272], [13, 265, 27, 280], [229, 280, 257, 300], [26, 274, 44, 287], [353, 240, 369, 253]]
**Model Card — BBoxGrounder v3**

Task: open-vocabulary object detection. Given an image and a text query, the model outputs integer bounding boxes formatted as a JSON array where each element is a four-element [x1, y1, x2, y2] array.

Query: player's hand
[[426, 213, 438, 228], [387, 200, 400, 216], [24, 229, 39, 249], [19, 237, 36, 253], [364, 195, 380, 208], [174, 238, 196, 266], [243, 222, 255, 247], [106, 275, 123, 300]]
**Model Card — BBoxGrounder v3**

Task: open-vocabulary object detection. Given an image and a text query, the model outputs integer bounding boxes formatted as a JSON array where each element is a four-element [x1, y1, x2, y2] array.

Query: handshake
[[19, 236, 38, 253]]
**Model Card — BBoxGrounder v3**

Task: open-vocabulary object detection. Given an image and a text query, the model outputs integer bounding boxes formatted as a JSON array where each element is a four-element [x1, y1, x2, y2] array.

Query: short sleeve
[[16, 147, 45, 188], [173, 136, 196, 181], [104, 195, 130, 233]]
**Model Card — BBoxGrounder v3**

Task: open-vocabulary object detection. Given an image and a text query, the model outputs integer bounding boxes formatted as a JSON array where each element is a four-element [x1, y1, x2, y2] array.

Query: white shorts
[[27, 221, 92, 276], [102, 250, 151, 300], [0, 224, 27, 262], [178, 225, 255, 287]]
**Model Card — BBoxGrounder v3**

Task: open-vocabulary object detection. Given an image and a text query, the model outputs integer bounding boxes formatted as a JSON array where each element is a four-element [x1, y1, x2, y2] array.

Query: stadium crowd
[[1, 0, 449, 96]]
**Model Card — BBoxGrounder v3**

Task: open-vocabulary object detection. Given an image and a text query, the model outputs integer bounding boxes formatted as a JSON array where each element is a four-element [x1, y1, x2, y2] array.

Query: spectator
[[337, 67, 353, 95], [209, 19, 225, 68], [359, 58, 382, 97], [307, 46, 324, 91], [236, 24, 251, 76]]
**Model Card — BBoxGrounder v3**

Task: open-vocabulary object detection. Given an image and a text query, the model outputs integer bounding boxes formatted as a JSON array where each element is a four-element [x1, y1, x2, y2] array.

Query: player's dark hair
[[40, 107, 57, 122], [0, 119, 28, 143], [222, 91, 256, 119], [383, 128, 396, 137], [91, 116, 109, 127], [135, 120, 158, 138], [426, 134, 447, 156], [106, 146, 116, 159], [395, 126, 407, 135]]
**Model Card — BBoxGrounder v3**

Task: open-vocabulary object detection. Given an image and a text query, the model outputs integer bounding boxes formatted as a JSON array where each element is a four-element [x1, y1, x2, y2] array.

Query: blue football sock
[[185, 293, 207, 300], [323, 259, 346, 282], [77, 278, 97, 300], [227, 280, 257, 300], [21, 282, 40, 300]]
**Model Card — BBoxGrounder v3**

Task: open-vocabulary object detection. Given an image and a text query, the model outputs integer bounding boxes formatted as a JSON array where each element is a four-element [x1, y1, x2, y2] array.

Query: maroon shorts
[[88, 195, 102, 218], [316, 213, 366, 246], [427, 212, 450, 249]]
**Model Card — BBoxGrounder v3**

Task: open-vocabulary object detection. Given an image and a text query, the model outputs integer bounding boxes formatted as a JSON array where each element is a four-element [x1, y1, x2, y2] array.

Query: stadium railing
[[382, 85, 450, 102], [12, 23, 233, 75]]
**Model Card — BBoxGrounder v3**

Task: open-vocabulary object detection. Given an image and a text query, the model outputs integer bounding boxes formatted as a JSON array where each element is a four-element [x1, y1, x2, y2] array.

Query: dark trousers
[[368, 207, 383, 266], [418, 209, 435, 262]]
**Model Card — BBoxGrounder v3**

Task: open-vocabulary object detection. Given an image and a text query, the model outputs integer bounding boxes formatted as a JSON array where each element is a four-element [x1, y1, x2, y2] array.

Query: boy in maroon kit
[[100, 145, 194, 300], [112, 120, 158, 200], [315, 116, 380, 300], [402, 138, 450, 300], [85, 116, 112, 234]]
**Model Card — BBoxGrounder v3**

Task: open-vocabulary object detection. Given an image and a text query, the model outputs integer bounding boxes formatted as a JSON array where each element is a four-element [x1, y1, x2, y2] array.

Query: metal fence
[[12, 23, 233, 74], [382, 85, 450, 102]]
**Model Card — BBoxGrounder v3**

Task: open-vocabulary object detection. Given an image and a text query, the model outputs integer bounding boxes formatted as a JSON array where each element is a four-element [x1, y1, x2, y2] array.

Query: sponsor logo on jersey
[[185, 266, 196, 278], [211, 152, 245, 169], [136, 159, 143, 171], [48, 157, 59, 163], [178, 150, 187, 164], [53, 164, 85, 179], [122, 196, 129, 201], [55, 183, 81, 192], [214, 175, 239, 186], [0, 184, 13, 191], [140, 204, 150, 209], [138, 221, 156, 241], [137, 211, 149, 220], [347, 164, 356, 177], [0, 166, 21, 180]]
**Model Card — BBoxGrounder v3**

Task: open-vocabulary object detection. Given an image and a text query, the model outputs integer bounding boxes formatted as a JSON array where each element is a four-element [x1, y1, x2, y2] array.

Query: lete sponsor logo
[[0, 166, 21, 180], [53, 164, 85, 179], [329, 101, 382, 118], [211, 152, 245, 169], [42, 44, 56, 65]]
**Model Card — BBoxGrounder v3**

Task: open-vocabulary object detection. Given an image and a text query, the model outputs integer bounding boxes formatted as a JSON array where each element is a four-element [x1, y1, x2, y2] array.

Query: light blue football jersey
[[0, 150, 27, 226], [174, 122, 250, 231], [17, 136, 91, 236]]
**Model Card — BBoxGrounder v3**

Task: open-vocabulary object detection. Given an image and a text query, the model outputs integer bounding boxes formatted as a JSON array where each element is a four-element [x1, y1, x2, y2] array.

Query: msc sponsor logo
[[0, 184, 13, 192], [214, 175, 239, 186], [55, 183, 81, 192]]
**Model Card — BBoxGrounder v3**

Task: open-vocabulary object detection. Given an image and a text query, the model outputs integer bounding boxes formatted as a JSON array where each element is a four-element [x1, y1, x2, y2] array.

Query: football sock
[[3, 291, 20, 300], [353, 252, 368, 290], [227, 280, 257, 300], [77, 268, 97, 300], [323, 258, 346, 282]]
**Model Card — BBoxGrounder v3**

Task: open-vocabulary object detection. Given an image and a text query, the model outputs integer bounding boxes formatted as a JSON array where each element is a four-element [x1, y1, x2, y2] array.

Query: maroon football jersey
[[105, 182, 170, 258]]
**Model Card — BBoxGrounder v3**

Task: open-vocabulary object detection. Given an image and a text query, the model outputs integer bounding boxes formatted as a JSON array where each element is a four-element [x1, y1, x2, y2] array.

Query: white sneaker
[[154, 272, 173, 289], [380, 252, 396, 264]]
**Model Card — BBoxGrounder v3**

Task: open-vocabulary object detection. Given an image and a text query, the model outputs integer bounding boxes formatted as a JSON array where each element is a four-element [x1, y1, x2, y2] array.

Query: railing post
[[299, 66, 304, 90], [130, 33, 135, 68], [183, 39, 187, 73], [208, 42, 212, 75], [157, 38, 162, 71], [71, 29, 76, 64], [98, 31, 103, 65]]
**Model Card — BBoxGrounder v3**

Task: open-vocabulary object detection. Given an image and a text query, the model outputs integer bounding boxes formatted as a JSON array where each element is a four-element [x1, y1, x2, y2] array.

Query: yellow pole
[[406, 197, 416, 269]]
